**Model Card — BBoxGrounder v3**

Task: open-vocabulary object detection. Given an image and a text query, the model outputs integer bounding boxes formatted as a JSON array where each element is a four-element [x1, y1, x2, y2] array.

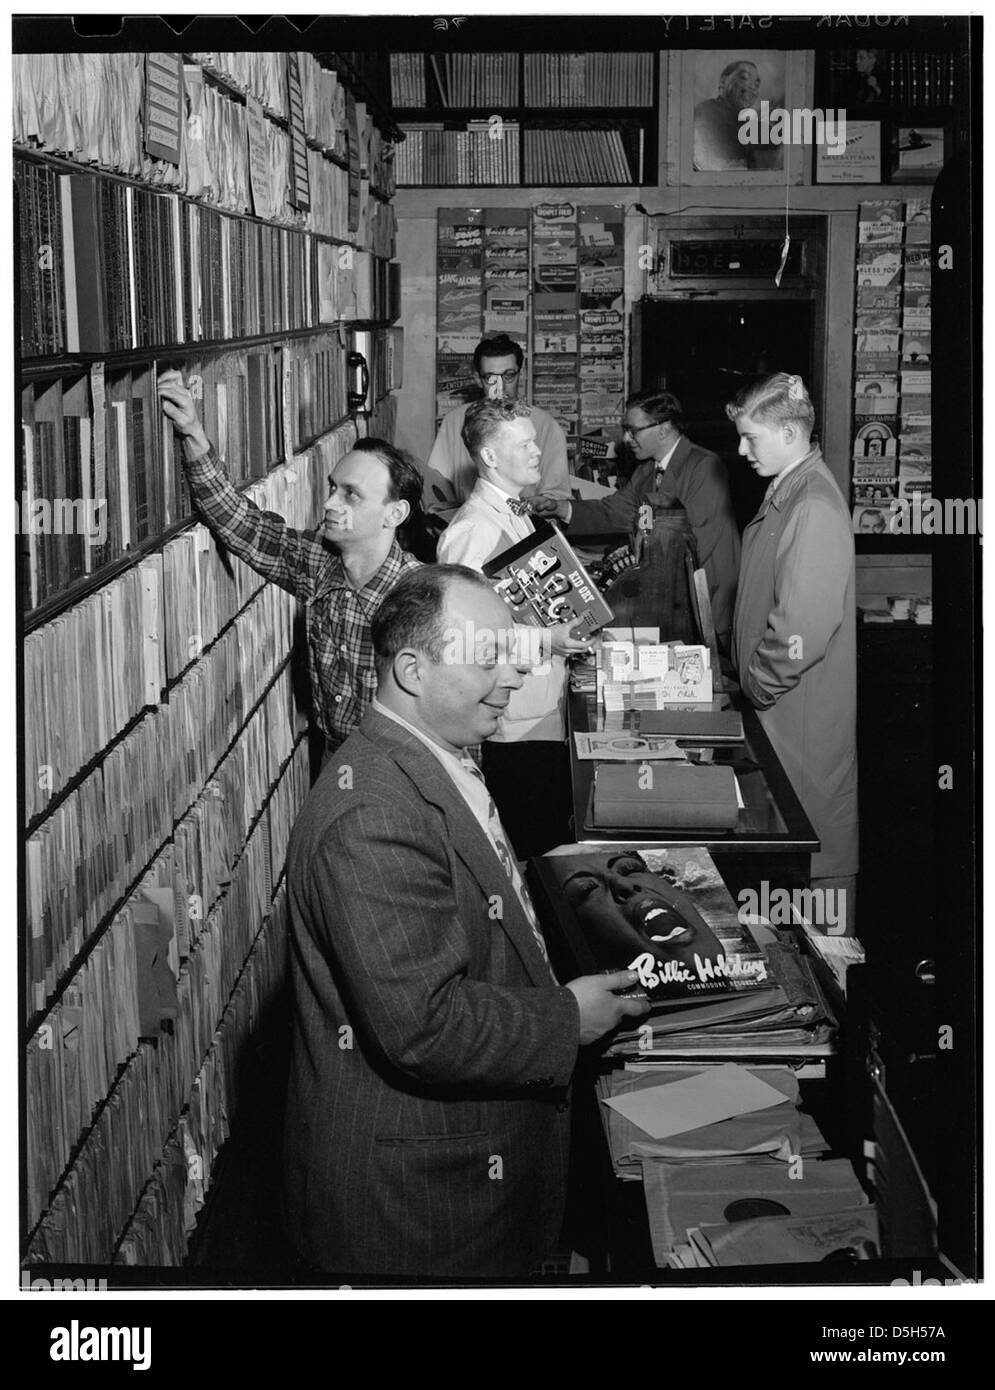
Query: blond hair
[[725, 372, 816, 432]]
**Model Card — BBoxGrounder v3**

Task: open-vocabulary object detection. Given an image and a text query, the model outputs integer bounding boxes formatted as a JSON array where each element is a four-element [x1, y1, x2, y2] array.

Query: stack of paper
[[598, 1064, 828, 1181], [597, 1061, 872, 1266]]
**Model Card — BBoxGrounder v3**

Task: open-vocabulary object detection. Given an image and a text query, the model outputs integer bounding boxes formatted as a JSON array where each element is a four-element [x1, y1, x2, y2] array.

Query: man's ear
[[384, 498, 410, 529], [392, 647, 422, 698]]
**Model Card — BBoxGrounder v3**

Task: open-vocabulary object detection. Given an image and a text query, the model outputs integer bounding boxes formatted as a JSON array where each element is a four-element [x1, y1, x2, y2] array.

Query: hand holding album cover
[[483, 519, 613, 639], [529, 845, 771, 1007]]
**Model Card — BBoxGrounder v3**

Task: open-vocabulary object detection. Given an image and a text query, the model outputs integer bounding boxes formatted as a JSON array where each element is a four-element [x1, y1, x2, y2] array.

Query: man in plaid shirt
[[158, 371, 421, 754]]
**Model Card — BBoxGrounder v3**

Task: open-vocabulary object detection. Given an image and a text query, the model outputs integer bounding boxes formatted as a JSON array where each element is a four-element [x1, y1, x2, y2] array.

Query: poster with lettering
[[482, 519, 613, 639], [529, 844, 775, 1008]]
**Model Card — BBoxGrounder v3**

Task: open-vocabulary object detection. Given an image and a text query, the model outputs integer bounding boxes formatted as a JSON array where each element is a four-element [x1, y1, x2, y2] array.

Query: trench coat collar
[[755, 445, 824, 519]]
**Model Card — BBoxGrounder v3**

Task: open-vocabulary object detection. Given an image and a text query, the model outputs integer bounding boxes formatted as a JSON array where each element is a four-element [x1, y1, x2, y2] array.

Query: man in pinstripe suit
[[283, 564, 648, 1279]]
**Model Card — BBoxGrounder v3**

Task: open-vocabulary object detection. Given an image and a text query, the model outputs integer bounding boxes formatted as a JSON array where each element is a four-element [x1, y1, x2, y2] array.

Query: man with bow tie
[[424, 333, 572, 522], [436, 398, 590, 858]]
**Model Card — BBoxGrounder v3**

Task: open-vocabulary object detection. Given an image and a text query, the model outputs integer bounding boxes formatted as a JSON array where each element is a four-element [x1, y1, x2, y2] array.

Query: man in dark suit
[[283, 564, 649, 1279], [533, 390, 741, 656]]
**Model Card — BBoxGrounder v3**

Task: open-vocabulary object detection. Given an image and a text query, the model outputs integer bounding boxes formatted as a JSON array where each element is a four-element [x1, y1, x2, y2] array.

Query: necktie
[[507, 496, 531, 517], [459, 756, 556, 978]]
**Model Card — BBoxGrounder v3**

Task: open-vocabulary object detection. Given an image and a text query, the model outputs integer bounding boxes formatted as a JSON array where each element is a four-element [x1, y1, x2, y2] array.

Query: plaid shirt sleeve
[[183, 443, 325, 602]]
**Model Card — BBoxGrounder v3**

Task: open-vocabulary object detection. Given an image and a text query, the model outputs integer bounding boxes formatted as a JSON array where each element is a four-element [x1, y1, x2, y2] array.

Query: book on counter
[[483, 517, 613, 638], [638, 708, 744, 743]]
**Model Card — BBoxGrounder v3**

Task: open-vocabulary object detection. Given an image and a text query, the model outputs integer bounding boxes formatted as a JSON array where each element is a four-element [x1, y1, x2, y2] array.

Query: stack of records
[[529, 845, 837, 1057], [642, 1155, 875, 1269], [596, 1058, 874, 1267]]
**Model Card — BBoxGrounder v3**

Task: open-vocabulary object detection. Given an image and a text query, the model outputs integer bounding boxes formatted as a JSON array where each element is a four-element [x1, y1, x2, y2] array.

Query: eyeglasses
[[621, 421, 659, 438], [481, 370, 521, 385]]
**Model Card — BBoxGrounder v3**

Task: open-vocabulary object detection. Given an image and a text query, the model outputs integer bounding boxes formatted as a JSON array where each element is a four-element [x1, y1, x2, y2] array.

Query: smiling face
[[560, 852, 724, 974], [323, 450, 405, 547], [621, 405, 676, 463], [413, 579, 525, 752], [481, 414, 542, 495], [721, 61, 761, 111]]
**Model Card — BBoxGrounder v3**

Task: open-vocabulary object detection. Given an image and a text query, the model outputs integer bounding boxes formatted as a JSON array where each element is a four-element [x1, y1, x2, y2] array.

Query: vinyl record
[[642, 1156, 869, 1257]]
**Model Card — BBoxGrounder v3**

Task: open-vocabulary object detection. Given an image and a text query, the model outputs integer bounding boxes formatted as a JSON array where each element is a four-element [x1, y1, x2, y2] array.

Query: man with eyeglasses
[[425, 333, 571, 521], [532, 389, 740, 657]]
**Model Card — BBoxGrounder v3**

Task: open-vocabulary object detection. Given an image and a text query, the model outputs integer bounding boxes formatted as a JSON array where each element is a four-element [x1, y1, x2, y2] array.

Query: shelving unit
[[16, 47, 401, 1266], [392, 50, 658, 188], [813, 45, 961, 185], [849, 196, 932, 550], [433, 201, 625, 470]]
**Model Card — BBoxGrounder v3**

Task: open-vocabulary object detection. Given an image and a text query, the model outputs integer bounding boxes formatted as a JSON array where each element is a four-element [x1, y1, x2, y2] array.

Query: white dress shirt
[[372, 699, 492, 839], [372, 700, 557, 971], [436, 477, 567, 743], [653, 435, 682, 474]]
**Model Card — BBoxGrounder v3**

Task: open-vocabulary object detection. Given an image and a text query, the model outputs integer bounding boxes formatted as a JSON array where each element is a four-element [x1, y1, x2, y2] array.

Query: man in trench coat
[[728, 375, 858, 929]]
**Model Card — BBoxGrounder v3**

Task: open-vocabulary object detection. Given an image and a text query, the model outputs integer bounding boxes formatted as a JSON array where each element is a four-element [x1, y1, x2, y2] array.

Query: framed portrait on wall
[[817, 47, 890, 110], [669, 49, 814, 187]]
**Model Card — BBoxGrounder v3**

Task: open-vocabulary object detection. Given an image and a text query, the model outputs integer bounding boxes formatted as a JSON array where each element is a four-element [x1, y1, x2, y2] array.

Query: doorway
[[635, 297, 816, 530]]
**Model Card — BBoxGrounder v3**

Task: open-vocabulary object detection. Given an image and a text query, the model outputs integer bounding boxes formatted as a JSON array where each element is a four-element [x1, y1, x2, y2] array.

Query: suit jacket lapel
[[640, 436, 691, 506], [357, 711, 553, 986], [668, 434, 693, 474]]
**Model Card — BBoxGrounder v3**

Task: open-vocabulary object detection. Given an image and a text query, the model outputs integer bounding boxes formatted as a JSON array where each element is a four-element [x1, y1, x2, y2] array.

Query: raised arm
[[158, 369, 322, 600]]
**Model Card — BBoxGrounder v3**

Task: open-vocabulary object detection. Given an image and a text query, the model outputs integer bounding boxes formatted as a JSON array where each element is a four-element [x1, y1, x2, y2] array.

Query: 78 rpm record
[[643, 1156, 869, 1254]]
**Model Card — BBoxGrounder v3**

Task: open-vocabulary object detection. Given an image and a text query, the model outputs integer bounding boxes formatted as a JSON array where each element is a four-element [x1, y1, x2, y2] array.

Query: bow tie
[[507, 497, 531, 517]]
